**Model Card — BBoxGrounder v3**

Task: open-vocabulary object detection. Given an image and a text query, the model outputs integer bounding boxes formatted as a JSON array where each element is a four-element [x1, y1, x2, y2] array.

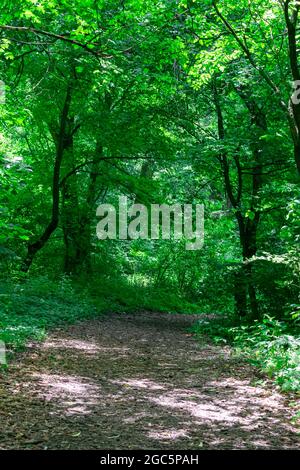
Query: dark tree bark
[[284, 0, 300, 174], [22, 86, 73, 272], [60, 115, 80, 274], [60, 90, 112, 274], [61, 139, 104, 275], [213, 81, 267, 319]]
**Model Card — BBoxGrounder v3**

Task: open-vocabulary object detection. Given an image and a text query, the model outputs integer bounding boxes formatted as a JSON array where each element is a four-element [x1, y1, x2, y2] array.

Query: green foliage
[[192, 315, 300, 392], [0, 274, 202, 353], [86, 273, 202, 314], [0, 276, 98, 349], [1, 0, 300, 403]]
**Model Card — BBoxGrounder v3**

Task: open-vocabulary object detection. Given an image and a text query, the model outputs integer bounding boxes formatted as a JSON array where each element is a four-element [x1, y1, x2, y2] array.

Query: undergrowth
[[191, 315, 300, 393], [0, 274, 201, 353], [0, 276, 97, 350], [87, 277, 201, 315]]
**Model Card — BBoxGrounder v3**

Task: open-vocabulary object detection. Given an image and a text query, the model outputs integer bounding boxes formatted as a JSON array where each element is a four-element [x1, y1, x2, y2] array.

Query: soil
[[0, 312, 299, 449]]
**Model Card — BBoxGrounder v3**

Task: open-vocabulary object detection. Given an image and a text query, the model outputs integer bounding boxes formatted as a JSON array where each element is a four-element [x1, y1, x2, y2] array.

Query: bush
[[192, 315, 300, 392]]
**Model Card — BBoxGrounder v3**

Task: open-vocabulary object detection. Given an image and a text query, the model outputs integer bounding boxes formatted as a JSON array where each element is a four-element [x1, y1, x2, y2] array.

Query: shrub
[[192, 315, 300, 392]]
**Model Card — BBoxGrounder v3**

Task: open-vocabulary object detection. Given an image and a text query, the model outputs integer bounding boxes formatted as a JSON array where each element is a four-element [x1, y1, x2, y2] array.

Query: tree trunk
[[22, 86, 72, 272], [213, 80, 266, 319], [61, 140, 103, 275]]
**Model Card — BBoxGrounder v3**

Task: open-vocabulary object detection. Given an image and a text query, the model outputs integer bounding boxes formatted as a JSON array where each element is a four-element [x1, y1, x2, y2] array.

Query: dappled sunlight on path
[[0, 313, 299, 449]]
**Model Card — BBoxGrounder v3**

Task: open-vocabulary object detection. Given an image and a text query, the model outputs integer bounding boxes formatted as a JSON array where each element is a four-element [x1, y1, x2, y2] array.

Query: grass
[[0, 276, 98, 350], [88, 277, 201, 315], [0, 274, 201, 354]]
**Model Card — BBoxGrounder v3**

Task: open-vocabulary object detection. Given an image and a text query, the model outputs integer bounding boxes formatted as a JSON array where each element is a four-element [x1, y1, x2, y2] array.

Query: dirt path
[[0, 312, 299, 450]]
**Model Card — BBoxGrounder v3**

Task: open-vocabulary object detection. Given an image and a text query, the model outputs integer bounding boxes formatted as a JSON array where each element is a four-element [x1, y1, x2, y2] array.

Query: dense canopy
[[0, 0, 299, 450]]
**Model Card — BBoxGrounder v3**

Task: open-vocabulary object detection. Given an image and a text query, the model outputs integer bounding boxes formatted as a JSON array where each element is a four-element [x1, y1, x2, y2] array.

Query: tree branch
[[0, 25, 113, 58]]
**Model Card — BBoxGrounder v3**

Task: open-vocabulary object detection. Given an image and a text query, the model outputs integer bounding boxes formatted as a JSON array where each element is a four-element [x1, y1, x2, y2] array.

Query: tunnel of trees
[[0, 0, 300, 421]]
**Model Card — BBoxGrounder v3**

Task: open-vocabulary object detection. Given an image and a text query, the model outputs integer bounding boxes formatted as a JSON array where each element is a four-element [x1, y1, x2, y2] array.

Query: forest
[[0, 0, 300, 452]]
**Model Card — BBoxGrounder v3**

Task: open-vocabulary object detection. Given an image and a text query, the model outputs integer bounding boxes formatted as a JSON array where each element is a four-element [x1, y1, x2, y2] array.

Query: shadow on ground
[[0, 312, 299, 449]]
